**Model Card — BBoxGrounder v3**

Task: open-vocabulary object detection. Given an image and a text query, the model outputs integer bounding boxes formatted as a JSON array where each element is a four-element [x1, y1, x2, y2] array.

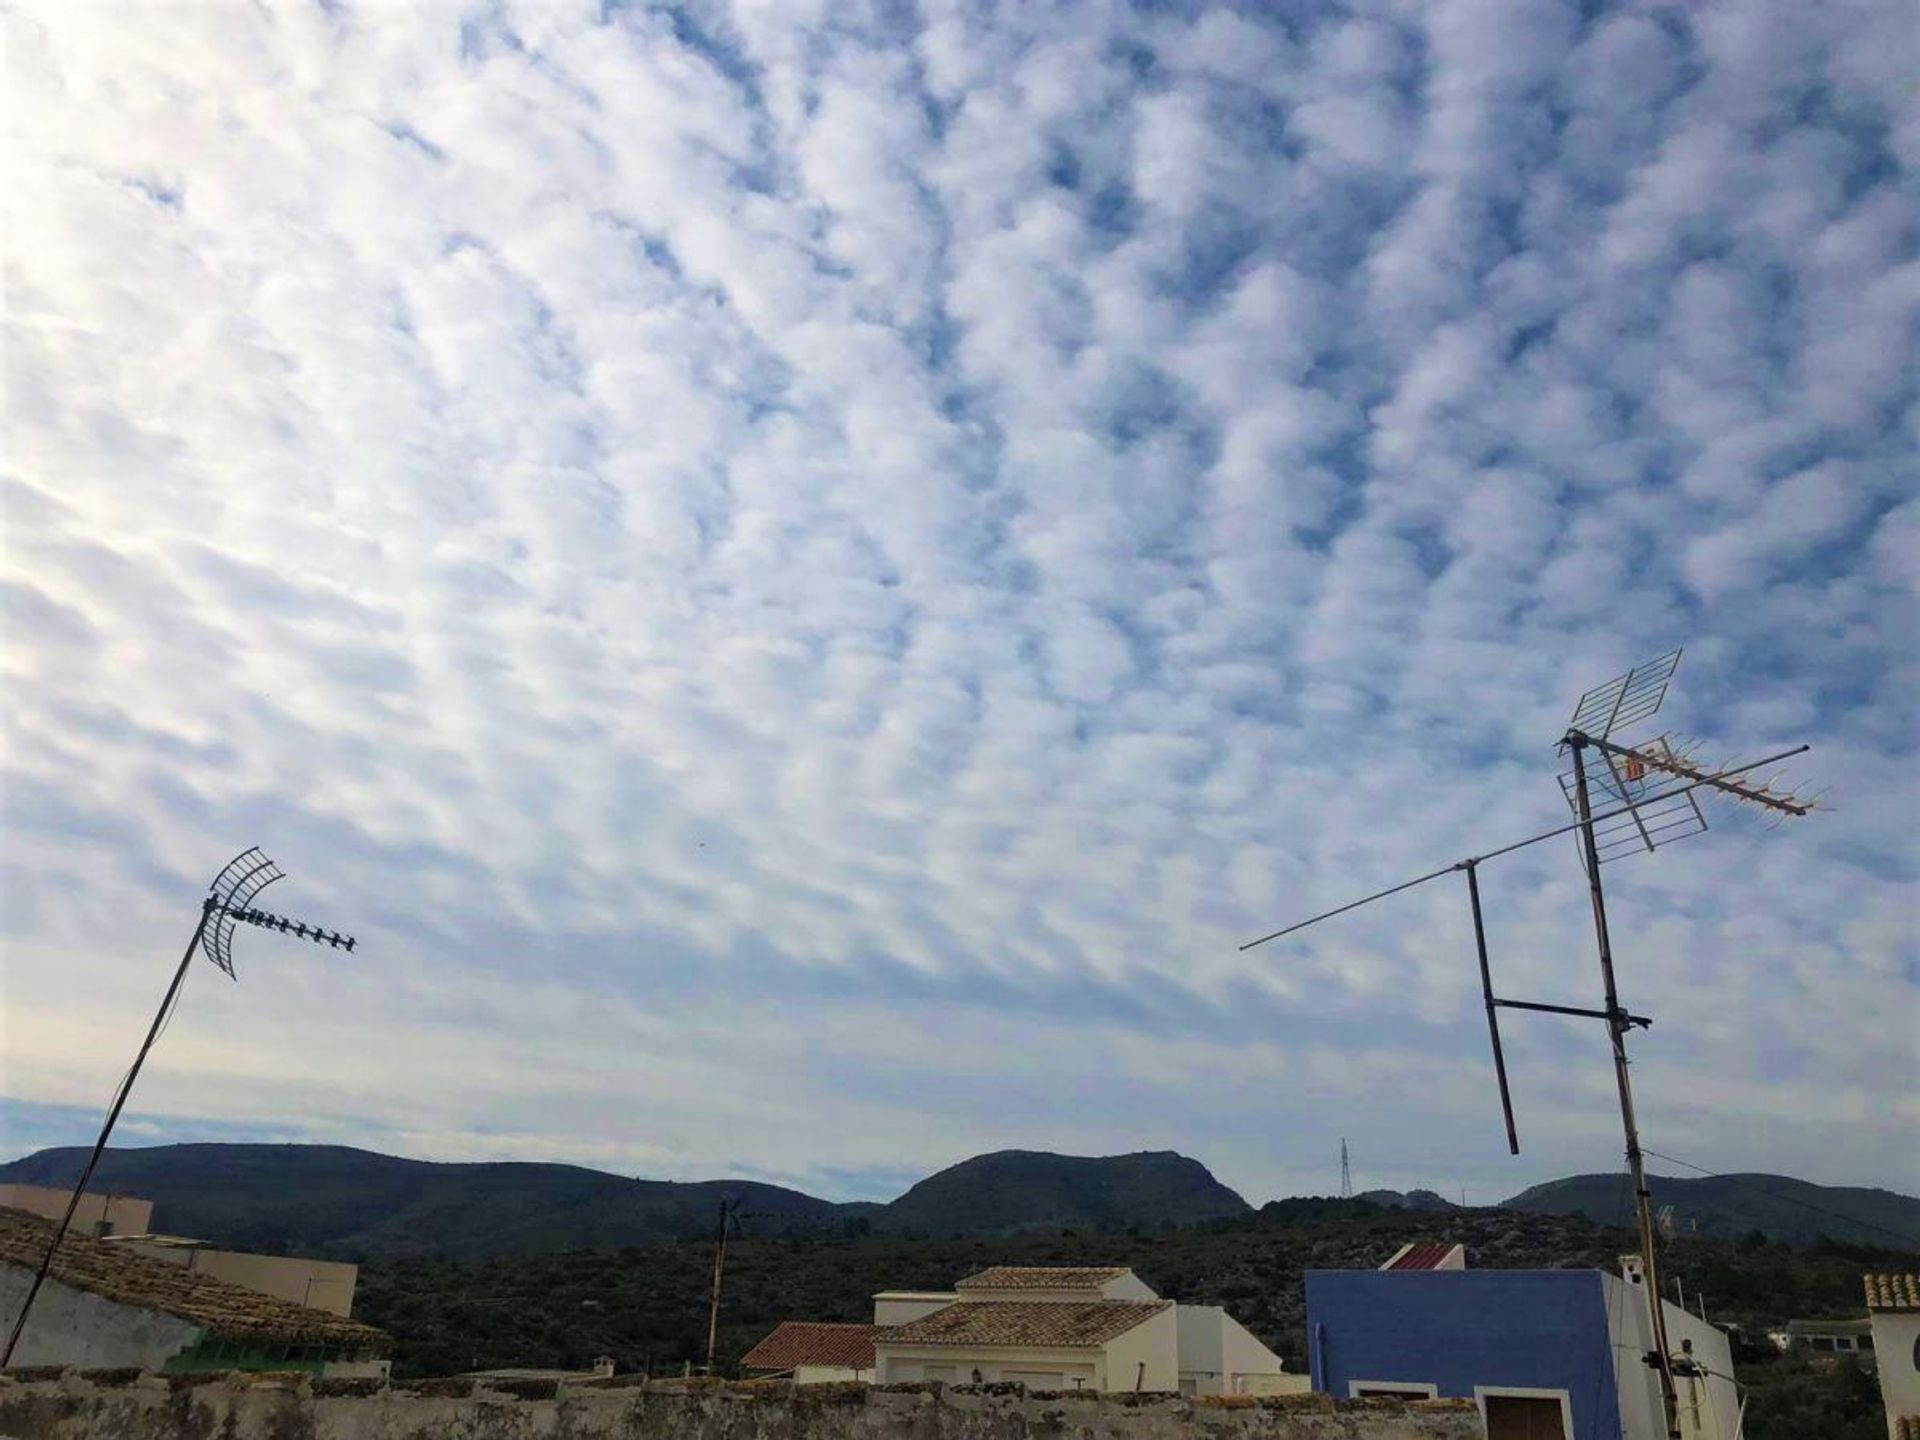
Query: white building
[[1866, 1273, 1920, 1440], [869, 1265, 1299, 1396], [1615, 1256, 1740, 1440]]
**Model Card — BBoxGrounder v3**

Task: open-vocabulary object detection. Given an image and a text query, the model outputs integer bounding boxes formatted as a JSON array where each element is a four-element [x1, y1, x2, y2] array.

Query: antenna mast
[[1339, 1139, 1353, 1199], [2, 849, 355, 1368], [1240, 648, 1815, 1440]]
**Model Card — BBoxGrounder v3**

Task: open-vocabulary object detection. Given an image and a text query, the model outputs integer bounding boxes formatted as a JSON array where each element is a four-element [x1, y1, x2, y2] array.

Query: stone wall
[[0, 1372, 1485, 1440]]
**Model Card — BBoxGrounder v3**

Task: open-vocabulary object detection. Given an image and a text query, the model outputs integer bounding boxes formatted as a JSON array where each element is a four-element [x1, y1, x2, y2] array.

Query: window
[[1349, 1381, 1438, 1399], [1476, 1387, 1573, 1440]]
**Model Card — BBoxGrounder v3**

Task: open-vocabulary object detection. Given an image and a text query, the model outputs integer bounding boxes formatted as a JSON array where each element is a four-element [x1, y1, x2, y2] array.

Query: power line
[[1642, 1149, 1920, 1248]]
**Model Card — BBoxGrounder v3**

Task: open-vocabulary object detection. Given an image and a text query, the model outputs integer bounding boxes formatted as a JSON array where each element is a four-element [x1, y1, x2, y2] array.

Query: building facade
[[1305, 1256, 1737, 1440], [868, 1266, 1296, 1396], [1867, 1274, 1920, 1440]]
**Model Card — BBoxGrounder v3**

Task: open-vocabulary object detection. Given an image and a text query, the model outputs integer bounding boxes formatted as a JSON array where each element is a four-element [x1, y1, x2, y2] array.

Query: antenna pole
[[2, 899, 216, 1368], [1570, 735, 1678, 1438], [1340, 1140, 1352, 1199]]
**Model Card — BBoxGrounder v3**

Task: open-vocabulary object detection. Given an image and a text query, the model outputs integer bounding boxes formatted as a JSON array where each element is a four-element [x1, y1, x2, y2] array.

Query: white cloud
[[0, 0, 1913, 1207]]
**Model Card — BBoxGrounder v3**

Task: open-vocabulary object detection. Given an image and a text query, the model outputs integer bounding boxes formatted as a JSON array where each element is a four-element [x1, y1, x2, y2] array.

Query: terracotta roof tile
[[954, 1266, 1128, 1292], [1382, 1243, 1460, 1272], [879, 1300, 1168, 1348], [0, 1207, 388, 1353], [1865, 1273, 1920, 1311], [740, 1322, 880, 1373]]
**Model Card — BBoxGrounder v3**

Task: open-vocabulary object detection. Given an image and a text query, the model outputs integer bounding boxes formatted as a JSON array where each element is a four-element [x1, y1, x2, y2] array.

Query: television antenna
[[2, 848, 356, 1368], [1240, 649, 1813, 1439]]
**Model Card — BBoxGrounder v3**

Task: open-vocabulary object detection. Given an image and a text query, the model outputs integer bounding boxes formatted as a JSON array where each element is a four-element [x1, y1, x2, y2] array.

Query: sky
[[1, 0, 1915, 1212]]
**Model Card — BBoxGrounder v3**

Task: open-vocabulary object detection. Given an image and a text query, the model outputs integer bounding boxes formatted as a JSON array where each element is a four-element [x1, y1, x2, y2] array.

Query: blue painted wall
[[1304, 1270, 1622, 1440]]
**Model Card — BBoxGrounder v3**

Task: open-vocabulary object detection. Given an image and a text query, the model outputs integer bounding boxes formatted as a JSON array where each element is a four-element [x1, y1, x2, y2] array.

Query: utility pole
[[703, 1195, 741, 1376]]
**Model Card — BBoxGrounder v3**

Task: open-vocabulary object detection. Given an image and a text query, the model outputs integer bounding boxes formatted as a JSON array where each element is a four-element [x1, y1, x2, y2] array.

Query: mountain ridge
[[1499, 1169, 1920, 1249], [2, 1141, 1911, 1260]]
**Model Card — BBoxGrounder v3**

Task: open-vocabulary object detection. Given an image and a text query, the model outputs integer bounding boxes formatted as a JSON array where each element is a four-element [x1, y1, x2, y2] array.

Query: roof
[[954, 1266, 1128, 1292], [0, 1207, 387, 1353], [741, 1321, 881, 1372], [1866, 1273, 1920, 1311], [879, 1300, 1169, 1349], [1380, 1243, 1462, 1272]]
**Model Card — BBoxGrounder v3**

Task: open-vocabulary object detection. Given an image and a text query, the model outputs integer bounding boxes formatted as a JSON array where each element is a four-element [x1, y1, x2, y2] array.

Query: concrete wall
[[1175, 1307, 1289, 1397], [878, 1344, 1099, 1389], [0, 1267, 201, 1370], [1871, 1311, 1920, 1439], [1103, 1307, 1179, 1394], [874, 1293, 959, 1325], [1305, 1269, 1622, 1440], [0, 1188, 153, 1238], [1603, 1275, 1739, 1440], [794, 1366, 872, 1385], [119, 1243, 359, 1316], [0, 1371, 1486, 1440]]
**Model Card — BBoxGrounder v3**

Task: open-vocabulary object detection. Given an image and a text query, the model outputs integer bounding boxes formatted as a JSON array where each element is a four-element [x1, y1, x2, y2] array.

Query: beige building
[[0, 1184, 358, 1318], [869, 1266, 1299, 1396], [0, 1184, 152, 1238], [100, 1235, 358, 1317], [1867, 1273, 1920, 1439], [0, 1207, 386, 1377]]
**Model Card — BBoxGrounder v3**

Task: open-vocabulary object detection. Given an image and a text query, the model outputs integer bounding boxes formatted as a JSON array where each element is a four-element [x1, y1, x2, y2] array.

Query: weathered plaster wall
[[0, 1372, 1483, 1440], [0, 1268, 201, 1370]]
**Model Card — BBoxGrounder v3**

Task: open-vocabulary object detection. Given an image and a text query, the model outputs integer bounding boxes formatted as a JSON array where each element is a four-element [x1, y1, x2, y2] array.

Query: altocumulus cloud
[[1, 0, 1914, 1204]]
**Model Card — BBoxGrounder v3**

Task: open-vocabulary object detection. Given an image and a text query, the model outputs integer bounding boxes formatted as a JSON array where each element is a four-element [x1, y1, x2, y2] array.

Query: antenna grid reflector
[[1569, 649, 1683, 739]]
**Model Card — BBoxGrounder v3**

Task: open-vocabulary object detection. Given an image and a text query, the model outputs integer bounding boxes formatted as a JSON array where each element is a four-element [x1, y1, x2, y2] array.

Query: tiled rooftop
[[0, 1207, 388, 1352], [1865, 1273, 1920, 1311], [879, 1299, 1168, 1348], [1381, 1243, 1459, 1272], [740, 1322, 881, 1373], [954, 1266, 1128, 1291]]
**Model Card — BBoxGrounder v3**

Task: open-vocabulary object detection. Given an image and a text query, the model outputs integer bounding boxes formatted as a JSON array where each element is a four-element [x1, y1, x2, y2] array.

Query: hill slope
[[877, 1149, 1250, 1235], [0, 1144, 842, 1260], [1501, 1171, 1920, 1248], [0, 1144, 1250, 1259]]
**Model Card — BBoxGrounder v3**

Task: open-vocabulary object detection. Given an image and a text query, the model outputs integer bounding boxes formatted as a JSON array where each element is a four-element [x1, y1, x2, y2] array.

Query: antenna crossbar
[[1238, 743, 1810, 951]]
